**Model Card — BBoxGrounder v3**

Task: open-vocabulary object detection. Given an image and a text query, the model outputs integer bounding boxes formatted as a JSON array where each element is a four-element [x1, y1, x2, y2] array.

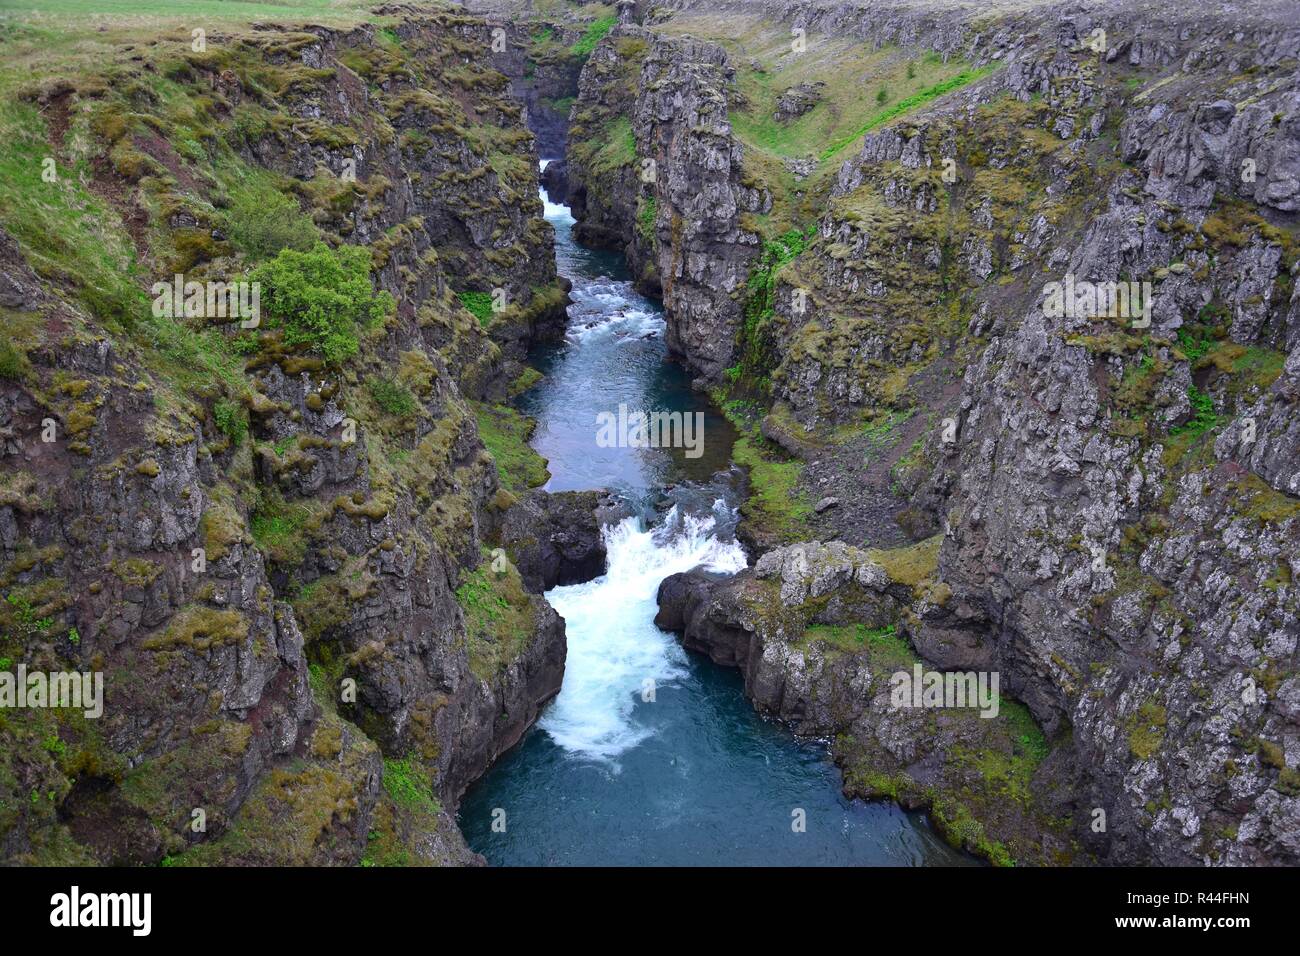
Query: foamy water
[[539, 509, 747, 760]]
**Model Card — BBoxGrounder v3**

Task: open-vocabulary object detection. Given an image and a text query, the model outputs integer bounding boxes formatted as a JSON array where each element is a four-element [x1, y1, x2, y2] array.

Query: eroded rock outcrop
[[657, 540, 1081, 864]]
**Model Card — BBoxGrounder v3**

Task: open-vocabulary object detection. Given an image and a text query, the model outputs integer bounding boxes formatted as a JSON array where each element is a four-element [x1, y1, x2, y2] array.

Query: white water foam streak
[[538, 511, 747, 761]]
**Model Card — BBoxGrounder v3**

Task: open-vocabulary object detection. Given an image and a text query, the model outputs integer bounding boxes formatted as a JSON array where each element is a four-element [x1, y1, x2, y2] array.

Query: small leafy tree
[[367, 375, 418, 417], [225, 178, 317, 260], [212, 399, 247, 444], [252, 243, 395, 365]]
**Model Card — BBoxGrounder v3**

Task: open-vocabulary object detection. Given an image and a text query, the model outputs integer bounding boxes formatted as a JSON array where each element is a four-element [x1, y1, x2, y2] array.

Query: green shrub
[[1172, 385, 1217, 437], [0, 340, 27, 380], [212, 399, 246, 444], [458, 290, 495, 327], [251, 243, 394, 365], [225, 178, 317, 260], [367, 375, 418, 417]]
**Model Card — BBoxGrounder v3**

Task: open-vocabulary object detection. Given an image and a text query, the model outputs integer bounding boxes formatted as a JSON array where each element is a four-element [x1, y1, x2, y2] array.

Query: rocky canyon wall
[[561, 0, 1300, 864], [0, 7, 591, 866]]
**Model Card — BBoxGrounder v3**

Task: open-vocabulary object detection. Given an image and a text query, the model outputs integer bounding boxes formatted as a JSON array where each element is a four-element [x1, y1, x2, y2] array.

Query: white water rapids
[[539, 506, 747, 760]]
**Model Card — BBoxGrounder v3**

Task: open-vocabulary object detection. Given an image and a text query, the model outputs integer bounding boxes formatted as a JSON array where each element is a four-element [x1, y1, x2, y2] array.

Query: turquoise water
[[457, 169, 973, 866]]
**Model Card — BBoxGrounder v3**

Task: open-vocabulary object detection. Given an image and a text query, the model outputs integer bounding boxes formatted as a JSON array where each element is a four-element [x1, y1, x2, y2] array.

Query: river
[[455, 164, 972, 866]]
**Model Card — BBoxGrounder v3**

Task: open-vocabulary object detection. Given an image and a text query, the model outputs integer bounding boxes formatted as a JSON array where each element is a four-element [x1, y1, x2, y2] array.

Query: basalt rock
[[540, 159, 571, 204], [492, 489, 616, 593], [774, 82, 825, 123], [567, 28, 767, 361], [657, 541, 1081, 864]]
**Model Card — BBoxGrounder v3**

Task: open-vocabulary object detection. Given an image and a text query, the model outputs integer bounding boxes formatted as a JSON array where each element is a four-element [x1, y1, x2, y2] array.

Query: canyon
[[0, 0, 1297, 867]]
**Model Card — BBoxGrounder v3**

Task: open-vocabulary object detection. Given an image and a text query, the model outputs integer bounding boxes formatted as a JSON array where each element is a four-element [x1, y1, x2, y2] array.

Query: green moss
[[456, 557, 535, 682], [142, 605, 248, 652], [473, 402, 549, 494], [291, 574, 352, 643], [508, 366, 543, 396], [868, 535, 942, 591], [110, 557, 162, 588], [1233, 473, 1300, 525], [166, 711, 374, 866], [928, 792, 1014, 867], [732, 434, 811, 543], [1127, 699, 1167, 760]]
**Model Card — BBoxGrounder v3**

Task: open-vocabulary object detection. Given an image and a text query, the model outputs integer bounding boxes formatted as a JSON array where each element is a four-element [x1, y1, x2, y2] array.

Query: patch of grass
[[637, 195, 656, 244], [456, 557, 535, 682], [381, 757, 440, 814], [0, 97, 147, 332], [819, 66, 996, 161], [250, 492, 317, 565], [800, 621, 915, 668], [1232, 472, 1300, 525], [366, 375, 418, 418], [457, 290, 495, 327], [0, 339, 28, 381], [473, 402, 549, 494], [569, 14, 616, 60], [732, 434, 811, 543]]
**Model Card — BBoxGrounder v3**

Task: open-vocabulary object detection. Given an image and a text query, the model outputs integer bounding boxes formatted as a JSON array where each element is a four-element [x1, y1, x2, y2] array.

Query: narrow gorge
[[0, 0, 1297, 871]]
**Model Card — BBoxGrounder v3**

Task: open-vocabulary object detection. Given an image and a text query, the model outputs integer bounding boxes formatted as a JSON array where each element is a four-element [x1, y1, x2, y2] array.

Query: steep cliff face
[[567, 27, 766, 381], [565, 32, 647, 258], [628, 0, 1299, 865], [636, 36, 769, 384], [912, 12, 1300, 862], [458, 4, 594, 161], [0, 9, 571, 866]]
